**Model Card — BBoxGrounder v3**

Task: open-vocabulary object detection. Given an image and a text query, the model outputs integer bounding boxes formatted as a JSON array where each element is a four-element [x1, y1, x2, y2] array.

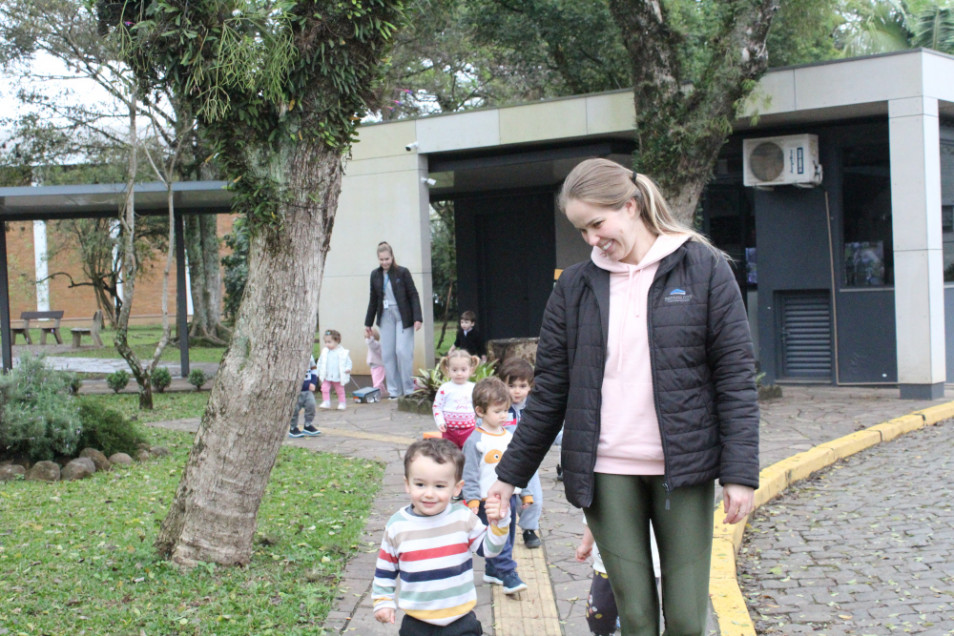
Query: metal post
[[0, 225, 12, 372], [175, 211, 190, 377]]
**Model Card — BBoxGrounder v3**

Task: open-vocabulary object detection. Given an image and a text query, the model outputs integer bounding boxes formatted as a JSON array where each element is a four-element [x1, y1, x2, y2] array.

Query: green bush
[[75, 399, 147, 457], [0, 354, 82, 461], [412, 360, 497, 402], [188, 368, 207, 391], [151, 367, 173, 393], [106, 369, 130, 393]]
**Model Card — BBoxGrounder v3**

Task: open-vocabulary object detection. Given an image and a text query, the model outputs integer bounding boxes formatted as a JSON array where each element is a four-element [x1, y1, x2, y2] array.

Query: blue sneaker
[[483, 563, 503, 585], [502, 572, 527, 594]]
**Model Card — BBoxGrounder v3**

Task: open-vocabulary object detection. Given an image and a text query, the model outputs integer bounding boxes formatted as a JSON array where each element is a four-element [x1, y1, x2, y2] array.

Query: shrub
[[66, 372, 83, 394], [0, 354, 82, 461], [106, 369, 130, 393], [151, 367, 173, 393], [412, 360, 497, 402], [188, 369, 207, 391], [75, 399, 147, 457]]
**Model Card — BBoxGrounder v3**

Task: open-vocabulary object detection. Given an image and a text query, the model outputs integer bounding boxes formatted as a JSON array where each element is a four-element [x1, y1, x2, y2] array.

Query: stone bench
[[12, 310, 64, 345], [70, 310, 104, 348]]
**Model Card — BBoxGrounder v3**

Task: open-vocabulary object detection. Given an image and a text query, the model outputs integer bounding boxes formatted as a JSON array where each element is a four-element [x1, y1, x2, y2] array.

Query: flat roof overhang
[[0, 180, 232, 221]]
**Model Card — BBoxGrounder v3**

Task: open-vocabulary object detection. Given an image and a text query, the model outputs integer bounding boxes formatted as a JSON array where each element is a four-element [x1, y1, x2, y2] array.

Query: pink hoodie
[[591, 232, 690, 475]]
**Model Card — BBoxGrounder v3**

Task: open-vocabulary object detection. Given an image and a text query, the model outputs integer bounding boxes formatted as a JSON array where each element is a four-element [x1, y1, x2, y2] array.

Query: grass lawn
[[79, 392, 211, 423], [0, 426, 384, 635], [52, 325, 228, 364], [433, 320, 456, 358]]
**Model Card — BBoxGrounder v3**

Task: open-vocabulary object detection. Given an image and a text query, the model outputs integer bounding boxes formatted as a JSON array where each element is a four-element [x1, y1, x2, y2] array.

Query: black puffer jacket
[[496, 241, 759, 509]]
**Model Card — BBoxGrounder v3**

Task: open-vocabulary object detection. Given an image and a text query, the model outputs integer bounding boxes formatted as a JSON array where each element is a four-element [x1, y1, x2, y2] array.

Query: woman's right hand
[[485, 480, 516, 521]]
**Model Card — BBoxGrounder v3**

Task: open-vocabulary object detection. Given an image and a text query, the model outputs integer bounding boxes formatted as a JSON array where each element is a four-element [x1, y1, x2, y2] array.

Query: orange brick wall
[[4, 214, 236, 328]]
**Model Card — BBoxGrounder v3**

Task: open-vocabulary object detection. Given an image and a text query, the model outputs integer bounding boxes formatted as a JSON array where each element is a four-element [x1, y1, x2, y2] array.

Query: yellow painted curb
[[915, 401, 954, 425], [869, 414, 925, 442], [710, 399, 954, 636]]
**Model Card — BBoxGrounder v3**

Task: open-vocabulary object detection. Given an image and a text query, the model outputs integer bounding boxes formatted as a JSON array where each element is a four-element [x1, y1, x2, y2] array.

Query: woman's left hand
[[722, 483, 755, 525], [414, 321, 422, 332]]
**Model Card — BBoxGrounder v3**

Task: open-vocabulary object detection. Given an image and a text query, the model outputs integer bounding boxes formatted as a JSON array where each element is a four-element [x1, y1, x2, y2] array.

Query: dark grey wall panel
[[755, 187, 831, 384], [947, 287, 954, 381], [835, 289, 897, 383]]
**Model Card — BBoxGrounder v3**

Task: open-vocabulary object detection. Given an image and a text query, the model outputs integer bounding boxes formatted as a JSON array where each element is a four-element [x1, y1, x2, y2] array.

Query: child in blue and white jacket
[[289, 357, 321, 438], [317, 329, 353, 411]]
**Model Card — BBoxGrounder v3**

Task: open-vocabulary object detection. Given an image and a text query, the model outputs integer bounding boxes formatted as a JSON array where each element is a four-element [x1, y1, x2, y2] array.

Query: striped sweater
[[372, 502, 510, 625]]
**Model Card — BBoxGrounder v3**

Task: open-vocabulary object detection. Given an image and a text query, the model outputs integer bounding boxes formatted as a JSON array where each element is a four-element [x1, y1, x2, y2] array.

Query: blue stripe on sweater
[[400, 560, 472, 583]]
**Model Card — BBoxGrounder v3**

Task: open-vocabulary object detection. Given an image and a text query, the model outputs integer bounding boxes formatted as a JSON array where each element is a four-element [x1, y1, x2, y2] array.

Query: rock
[[61, 457, 96, 481], [149, 445, 171, 457], [397, 394, 431, 416], [79, 448, 112, 472], [26, 460, 61, 482], [108, 452, 133, 466], [0, 464, 26, 481], [136, 449, 152, 462], [486, 337, 538, 365]]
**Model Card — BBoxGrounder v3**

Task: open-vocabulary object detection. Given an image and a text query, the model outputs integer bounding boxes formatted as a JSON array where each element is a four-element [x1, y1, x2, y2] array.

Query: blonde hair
[[377, 241, 398, 269], [558, 158, 718, 251], [439, 349, 479, 377]]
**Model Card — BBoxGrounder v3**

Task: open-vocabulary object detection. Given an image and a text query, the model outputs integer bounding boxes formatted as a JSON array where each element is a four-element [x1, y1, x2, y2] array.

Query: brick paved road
[[740, 418, 954, 636]]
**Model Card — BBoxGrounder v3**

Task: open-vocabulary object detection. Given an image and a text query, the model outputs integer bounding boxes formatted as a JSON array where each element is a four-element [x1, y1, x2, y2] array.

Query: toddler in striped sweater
[[373, 438, 510, 635]]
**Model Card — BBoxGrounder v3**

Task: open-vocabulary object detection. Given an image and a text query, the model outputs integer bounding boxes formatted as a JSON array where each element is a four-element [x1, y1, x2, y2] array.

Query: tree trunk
[[185, 214, 231, 344], [155, 141, 340, 566]]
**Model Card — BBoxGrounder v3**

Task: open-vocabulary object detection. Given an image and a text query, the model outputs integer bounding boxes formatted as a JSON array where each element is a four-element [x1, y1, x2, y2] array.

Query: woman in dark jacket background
[[364, 242, 423, 398], [488, 159, 759, 635]]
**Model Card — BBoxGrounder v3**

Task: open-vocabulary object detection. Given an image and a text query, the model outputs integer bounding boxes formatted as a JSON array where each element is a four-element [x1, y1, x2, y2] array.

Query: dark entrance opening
[[454, 189, 555, 341]]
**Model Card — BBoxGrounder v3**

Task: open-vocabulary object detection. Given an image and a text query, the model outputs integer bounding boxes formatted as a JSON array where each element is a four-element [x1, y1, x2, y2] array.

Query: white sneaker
[[319, 401, 331, 409], [337, 403, 346, 411]]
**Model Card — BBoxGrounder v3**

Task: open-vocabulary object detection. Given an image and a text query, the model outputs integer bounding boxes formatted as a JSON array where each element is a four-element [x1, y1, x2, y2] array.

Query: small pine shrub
[[67, 373, 83, 394], [75, 399, 146, 457], [188, 369, 207, 391], [0, 354, 82, 461], [106, 369, 130, 393], [151, 367, 173, 393]]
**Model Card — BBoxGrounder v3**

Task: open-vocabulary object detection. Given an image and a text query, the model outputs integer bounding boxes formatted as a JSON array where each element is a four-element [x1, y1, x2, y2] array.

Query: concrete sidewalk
[[149, 384, 951, 635]]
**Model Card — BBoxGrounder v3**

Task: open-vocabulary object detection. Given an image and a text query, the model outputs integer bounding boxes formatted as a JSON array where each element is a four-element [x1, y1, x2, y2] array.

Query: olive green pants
[[584, 474, 714, 636]]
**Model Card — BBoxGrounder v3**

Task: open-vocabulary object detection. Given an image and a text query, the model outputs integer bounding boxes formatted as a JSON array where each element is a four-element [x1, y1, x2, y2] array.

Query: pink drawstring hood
[[591, 232, 690, 475]]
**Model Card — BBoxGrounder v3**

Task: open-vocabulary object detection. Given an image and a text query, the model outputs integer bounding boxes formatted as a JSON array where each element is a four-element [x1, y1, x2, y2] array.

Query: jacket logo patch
[[664, 288, 691, 303]]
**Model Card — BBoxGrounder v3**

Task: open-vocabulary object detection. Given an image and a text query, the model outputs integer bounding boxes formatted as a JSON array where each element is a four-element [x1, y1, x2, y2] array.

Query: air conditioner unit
[[743, 134, 823, 188]]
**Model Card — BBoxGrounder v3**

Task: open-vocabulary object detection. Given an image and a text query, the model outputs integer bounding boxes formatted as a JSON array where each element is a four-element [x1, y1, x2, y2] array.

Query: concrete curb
[[709, 400, 954, 636]]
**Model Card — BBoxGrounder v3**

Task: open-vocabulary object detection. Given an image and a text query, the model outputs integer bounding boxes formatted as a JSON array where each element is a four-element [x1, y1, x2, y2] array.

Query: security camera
[[405, 141, 419, 152], [421, 177, 437, 186]]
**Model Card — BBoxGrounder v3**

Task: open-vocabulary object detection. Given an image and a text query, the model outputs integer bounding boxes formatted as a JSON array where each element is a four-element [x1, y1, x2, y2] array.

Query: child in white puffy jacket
[[317, 329, 353, 411]]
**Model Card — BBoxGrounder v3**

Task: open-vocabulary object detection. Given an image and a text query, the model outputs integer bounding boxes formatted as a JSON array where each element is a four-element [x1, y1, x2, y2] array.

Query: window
[[942, 142, 954, 282], [842, 143, 892, 287]]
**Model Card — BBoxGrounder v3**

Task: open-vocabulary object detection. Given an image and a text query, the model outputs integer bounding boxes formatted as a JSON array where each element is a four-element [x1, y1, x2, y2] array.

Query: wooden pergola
[[0, 180, 232, 374]]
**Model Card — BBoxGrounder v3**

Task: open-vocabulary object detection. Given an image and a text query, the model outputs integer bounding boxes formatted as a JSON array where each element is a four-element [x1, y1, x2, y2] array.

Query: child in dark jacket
[[289, 357, 321, 438], [450, 310, 484, 359]]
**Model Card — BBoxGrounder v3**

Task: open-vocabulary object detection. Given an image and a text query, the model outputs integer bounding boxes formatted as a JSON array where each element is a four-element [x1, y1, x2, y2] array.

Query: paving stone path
[[740, 418, 954, 636]]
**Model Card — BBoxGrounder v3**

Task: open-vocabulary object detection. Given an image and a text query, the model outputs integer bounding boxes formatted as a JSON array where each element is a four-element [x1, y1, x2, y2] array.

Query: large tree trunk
[[155, 142, 340, 566], [185, 214, 231, 344]]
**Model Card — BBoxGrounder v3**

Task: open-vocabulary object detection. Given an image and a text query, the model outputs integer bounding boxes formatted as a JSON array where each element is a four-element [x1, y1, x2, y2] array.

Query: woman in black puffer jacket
[[488, 159, 759, 636]]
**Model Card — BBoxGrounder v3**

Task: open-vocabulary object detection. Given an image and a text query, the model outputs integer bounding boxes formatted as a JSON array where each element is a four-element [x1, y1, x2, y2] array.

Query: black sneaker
[[288, 428, 304, 438], [522, 529, 542, 549], [556, 464, 563, 481], [303, 425, 322, 436]]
